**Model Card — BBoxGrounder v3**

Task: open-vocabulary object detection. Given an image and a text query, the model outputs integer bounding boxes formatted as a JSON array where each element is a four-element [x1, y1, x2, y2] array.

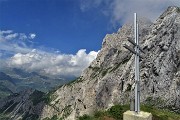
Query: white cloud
[[5, 33, 18, 40], [8, 49, 98, 77], [0, 30, 15, 41], [0, 30, 36, 53], [111, 0, 180, 24], [0, 30, 98, 76], [80, 0, 180, 25], [19, 33, 28, 40], [0, 30, 13, 34], [29, 33, 36, 39], [0, 30, 99, 77]]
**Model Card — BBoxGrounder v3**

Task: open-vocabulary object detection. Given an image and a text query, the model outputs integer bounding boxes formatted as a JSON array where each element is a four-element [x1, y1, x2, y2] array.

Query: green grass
[[78, 104, 180, 120], [141, 105, 180, 120], [79, 114, 95, 120]]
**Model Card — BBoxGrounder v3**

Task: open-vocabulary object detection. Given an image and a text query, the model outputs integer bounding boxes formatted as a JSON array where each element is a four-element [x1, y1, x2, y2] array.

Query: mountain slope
[[0, 89, 46, 120], [0, 6, 180, 120]]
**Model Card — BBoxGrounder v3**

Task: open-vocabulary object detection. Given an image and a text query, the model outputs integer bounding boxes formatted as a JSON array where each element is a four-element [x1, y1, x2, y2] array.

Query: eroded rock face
[[39, 6, 180, 120], [0, 89, 48, 120]]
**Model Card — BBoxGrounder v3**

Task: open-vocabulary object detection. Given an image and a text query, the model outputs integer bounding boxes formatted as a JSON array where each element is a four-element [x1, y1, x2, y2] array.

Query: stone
[[123, 111, 152, 120]]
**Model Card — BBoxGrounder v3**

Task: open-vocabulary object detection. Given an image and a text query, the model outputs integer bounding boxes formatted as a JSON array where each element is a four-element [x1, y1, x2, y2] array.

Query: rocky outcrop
[[0, 89, 48, 120], [38, 6, 180, 120]]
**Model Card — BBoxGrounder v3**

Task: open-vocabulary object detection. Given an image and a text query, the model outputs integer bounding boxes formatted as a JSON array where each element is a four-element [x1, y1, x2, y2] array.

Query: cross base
[[123, 110, 152, 120]]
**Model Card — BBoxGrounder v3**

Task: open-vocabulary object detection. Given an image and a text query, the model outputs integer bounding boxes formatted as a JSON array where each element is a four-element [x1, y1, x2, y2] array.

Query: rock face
[[0, 89, 46, 120], [39, 6, 180, 120], [0, 6, 180, 120]]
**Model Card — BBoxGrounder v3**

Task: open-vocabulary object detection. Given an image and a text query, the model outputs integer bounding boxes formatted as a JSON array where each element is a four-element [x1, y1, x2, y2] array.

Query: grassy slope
[[78, 104, 180, 120]]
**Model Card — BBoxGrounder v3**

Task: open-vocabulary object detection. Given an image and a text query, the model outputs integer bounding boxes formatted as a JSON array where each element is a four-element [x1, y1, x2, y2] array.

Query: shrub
[[107, 105, 129, 120], [94, 110, 106, 118], [78, 114, 93, 120]]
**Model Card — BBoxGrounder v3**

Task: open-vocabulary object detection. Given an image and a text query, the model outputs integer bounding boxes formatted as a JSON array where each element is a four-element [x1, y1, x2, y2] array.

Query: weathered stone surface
[[0, 89, 47, 120], [123, 111, 152, 120]]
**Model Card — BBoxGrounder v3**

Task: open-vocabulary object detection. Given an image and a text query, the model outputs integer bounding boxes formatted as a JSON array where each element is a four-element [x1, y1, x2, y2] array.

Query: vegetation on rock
[[78, 104, 180, 120]]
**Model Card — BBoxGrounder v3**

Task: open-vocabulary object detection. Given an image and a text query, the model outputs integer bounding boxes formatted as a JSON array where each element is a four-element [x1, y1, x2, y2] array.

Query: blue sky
[[0, 0, 179, 77], [0, 0, 112, 54]]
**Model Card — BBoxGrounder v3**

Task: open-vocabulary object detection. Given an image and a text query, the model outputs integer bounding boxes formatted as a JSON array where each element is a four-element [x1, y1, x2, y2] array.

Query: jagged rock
[[0, 89, 47, 120]]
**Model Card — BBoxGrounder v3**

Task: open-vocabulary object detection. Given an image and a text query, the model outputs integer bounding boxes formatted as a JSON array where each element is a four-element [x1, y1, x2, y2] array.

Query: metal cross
[[123, 13, 144, 113]]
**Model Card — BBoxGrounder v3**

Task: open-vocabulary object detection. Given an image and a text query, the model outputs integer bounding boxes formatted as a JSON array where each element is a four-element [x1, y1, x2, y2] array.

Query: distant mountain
[[0, 68, 75, 98], [0, 89, 46, 120]]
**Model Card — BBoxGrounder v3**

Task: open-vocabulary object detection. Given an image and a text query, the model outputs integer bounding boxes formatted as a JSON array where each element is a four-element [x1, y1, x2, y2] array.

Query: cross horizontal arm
[[123, 44, 144, 59], [127, 38, 145, 54]]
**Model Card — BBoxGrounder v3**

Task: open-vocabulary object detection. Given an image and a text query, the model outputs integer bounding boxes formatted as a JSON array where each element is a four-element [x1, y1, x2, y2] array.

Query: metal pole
[[134, 13, 140, 113], [134, 13, 138, 113], [137, 23, 140, 113]]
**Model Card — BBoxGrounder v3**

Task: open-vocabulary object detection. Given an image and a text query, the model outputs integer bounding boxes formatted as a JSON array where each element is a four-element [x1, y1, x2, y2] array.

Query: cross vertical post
[[123, 13, 152, 120], [134, 13, 140, 113]]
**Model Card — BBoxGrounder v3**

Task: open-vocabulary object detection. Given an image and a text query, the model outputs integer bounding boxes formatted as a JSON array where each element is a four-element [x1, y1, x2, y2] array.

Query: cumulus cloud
[[80, 0, 180, 25], [5, 33, 19, 40], [0, 30, 35, 54], [0, 30, 13, 34], [29, 33, 36, 39], [19, 33, 28, 40], [0, 29, 99, 77], [0, 30, 15, 41], [8, 49, 98, 77]]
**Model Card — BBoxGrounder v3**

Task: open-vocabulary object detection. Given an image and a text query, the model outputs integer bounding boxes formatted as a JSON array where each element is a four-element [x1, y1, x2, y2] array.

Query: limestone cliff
[[0, 6, 180, 120]]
